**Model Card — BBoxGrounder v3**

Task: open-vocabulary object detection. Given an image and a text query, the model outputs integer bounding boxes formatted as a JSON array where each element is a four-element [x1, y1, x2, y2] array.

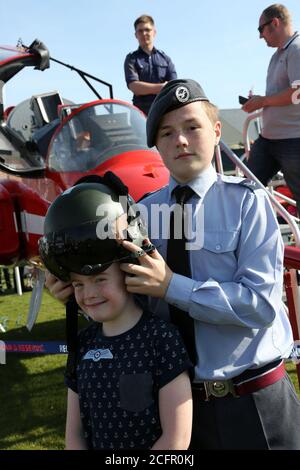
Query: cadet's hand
[[45, 271, 73, 304], [120, 240, 173, 299], [242, 95, 266, 113]]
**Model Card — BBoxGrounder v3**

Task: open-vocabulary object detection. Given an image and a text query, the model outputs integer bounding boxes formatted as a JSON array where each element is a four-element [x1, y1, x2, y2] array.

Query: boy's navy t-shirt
[[65, 312, 192, 449]]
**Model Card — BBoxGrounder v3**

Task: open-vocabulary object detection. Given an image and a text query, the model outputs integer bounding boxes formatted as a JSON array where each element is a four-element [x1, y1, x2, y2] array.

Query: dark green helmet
[[39, 175, 149, 281]]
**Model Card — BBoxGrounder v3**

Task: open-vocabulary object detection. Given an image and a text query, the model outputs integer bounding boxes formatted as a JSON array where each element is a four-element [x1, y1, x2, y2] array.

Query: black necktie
[[167, 186, 197, 365]]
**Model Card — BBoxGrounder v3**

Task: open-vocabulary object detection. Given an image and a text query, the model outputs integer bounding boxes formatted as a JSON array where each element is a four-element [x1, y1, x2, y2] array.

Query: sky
[[1, 0, 300, 110]]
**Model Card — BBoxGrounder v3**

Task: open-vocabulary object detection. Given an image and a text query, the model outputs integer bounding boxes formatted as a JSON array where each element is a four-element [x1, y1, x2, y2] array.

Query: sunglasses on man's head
[[258, 18, 274, 34]]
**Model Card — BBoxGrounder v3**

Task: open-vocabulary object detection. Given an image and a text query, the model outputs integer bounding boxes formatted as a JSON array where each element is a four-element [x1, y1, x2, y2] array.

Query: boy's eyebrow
[[159, 118, 199, 130], [71, 273, 108, 282]]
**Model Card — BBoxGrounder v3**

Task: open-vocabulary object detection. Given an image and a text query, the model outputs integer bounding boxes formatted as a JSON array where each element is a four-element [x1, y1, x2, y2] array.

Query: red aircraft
[[0, 39, 169, 272]]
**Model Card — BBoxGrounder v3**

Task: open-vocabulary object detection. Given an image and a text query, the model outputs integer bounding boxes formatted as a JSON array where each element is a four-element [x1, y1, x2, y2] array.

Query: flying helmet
[[39, 172, 149, 281]]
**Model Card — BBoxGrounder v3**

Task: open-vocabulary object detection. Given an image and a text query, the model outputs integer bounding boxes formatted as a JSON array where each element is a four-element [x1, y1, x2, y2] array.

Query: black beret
[[146, 79, 209, 147]]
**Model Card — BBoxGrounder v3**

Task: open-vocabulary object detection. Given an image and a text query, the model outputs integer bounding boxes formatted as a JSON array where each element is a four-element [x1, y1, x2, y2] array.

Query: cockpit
[[47, 101, 149, 172]]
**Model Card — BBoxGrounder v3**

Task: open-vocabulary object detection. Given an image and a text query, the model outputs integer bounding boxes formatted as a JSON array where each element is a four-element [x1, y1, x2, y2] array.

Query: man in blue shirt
[[120, 78, 300, 449], [124, 15, 177, 115]]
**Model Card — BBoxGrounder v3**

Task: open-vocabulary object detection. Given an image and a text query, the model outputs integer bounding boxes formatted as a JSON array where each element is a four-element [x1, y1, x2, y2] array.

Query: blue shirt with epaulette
[[124, 46, 177, 114], [138, 165, 293, 381]]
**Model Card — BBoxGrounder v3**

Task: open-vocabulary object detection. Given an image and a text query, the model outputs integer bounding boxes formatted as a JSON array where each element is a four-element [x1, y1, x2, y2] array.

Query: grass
[[0, 354, 67, 450], [0, 289, 299, 450], [0, 289, 87, 450]]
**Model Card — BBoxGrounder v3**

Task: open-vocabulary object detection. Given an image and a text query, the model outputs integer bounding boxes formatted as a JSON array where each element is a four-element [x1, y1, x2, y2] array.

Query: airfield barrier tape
[[0, 341, 68, 354]]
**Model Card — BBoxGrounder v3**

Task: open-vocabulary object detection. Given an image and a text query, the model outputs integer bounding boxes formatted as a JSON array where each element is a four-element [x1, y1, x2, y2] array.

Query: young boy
[[39, 177, 192, 450]]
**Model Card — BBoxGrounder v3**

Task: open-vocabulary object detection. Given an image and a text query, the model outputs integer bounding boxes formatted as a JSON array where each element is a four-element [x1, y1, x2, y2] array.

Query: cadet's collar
[[138, 46, 156, 55], [168, 165, 217, 201]]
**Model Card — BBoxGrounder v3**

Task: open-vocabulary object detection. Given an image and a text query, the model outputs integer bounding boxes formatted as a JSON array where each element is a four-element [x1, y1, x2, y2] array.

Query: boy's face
[[70, 263, 129, 324], [135, 21, 156, 49], [156, 101, 221, 183]]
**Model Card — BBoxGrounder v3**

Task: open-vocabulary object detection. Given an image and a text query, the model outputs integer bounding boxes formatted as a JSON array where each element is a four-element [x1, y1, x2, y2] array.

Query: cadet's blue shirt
[[124, 46, 177, 115], [139, 165, 293, 381]]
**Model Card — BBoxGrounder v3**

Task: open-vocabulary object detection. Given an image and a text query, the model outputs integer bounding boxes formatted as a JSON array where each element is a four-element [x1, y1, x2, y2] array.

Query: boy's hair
[[262, 4, 291, 26], [134, 14, 155, 30], [201, 101, 219, 125]]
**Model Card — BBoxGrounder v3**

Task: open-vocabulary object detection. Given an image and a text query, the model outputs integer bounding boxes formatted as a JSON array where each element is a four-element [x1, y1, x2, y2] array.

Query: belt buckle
[[204, 380, 237, 400]]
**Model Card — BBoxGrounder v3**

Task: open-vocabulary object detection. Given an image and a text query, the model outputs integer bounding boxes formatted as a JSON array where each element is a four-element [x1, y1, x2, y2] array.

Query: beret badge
[[175, 86, 190, 103]]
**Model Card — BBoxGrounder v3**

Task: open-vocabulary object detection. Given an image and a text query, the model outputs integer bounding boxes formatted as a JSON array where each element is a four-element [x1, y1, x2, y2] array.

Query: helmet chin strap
[[80, 242, 156, 275], [65, 295, 79, 380]]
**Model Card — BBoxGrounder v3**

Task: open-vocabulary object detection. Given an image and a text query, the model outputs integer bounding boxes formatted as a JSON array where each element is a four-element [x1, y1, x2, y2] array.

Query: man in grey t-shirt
[[242, 4, 300, 215]]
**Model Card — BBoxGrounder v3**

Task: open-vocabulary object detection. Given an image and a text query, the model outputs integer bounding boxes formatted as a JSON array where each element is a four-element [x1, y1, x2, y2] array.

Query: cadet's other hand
[[120, 239, 173, 298], [45, 271, 73, 304]]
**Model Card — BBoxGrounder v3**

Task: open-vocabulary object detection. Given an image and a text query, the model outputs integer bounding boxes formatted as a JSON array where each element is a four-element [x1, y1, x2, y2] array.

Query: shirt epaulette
[[238, 179, 261, 191], [219, 175, 261, 192], [127, 51, 134, 57], [138, 185, 168, 202]]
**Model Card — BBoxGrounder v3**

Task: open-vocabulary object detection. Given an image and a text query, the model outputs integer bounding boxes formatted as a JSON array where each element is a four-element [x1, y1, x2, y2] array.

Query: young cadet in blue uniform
[[41, 178, 192, 450], [124, 14, 177, 115], [119, 79, 300, 449]]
